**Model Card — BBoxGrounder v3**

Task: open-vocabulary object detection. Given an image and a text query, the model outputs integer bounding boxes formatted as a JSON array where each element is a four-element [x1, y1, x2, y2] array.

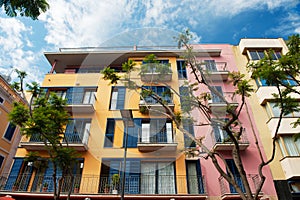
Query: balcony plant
[[74, 184, 79, 193], [12, 182, 19, 191], [42, 182, 48, 192], [111, 174, 120, 194]]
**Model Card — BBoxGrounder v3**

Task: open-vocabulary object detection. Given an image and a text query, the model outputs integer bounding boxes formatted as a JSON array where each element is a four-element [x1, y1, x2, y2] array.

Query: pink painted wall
[[187, 44, 277, 197]]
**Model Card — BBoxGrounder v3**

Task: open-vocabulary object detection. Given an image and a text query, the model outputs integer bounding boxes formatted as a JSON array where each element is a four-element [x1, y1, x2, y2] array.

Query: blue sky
[[0, 0, 300, 83]]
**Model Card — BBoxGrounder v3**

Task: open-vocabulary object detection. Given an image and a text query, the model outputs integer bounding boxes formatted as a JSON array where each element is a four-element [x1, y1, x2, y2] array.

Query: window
[[265, 102, 300, 118], [271, 51, 282, 60], [177, 60, 187, 79], [248, 49, 282, 61], [0, 155, 4, 169], [0, 96, 4, 104], [226, 159, 245, 193], [278, 135, 300, 156], [211, 86, 224, 103], [52, 90, 67, 99], [248, 50, 265, 60], [142, 86, 172, 104], [204, 60, 217, 71], [104, 119, 115, 148], [110, 87, 125, 110], [65, 119, 91, 144], [179, 86, 191, 112], [289, 181, 300, 193], [100, 159, 140, 194], [124, 119, 140, 148], [4, 123, 16, 141], [186, 160, 204, 194], [141, 162, 175, 194], [212, 118, 229, 143], [183, 119, 195, 148], [83, 90, 96, 104], [140, 119, 173, 144], [256, 76, 297, 87]]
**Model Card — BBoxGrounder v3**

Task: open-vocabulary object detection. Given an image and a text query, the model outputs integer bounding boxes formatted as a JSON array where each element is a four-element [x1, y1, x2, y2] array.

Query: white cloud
[[0, 17, 45, 84]]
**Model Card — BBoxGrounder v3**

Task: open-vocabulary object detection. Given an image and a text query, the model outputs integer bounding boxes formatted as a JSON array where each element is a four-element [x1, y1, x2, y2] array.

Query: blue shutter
[[66, 87, 73, 104], [72, 87, 84, 104], [4, 158, 24, 190], [116, 87, 125, 109]]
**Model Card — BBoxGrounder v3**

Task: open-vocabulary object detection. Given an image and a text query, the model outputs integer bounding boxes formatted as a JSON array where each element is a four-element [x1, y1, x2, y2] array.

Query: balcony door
[[211, 86, 224, 103], [226, 159, 245, 193], [141, 119, 173, 143], [141, 162, 175, 194], [205, 60, 217, 71]]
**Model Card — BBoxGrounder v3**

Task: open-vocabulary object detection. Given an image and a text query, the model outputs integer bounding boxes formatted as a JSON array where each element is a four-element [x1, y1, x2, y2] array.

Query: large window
[[141, 162, 175, 194], [64, 118, 91, 144], [140, 119, 173, 144], [186, 160, 204, 194], [177, 60, 187, 79], [248, 49, 282, 61], [265, 102, 300, 118], [204, 60, 217, 71], [142, 86, 172, 104], [278, 135, 300, 156], [110, 86, 125, 110], [183, 119, 195, 148], [4, 122, 16, 141]]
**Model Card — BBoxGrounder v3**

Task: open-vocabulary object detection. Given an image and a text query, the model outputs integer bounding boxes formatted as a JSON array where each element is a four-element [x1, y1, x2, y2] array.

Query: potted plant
[[104, 183, 110, 194], [42, 182, 48, 192], [111, 174, 120, 194], [74, 184, 79, 193], [12, 182, 19, 191]]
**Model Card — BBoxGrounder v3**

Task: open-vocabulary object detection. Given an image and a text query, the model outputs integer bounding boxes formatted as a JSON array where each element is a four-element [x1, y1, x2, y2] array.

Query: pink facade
[[187, 44, 277, 198]]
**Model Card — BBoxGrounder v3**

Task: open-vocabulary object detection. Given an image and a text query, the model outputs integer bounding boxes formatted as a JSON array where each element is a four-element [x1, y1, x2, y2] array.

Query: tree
[[248, 34, 300, 174], [100, 30, 287, 200], [0, 0, 49, 20], [9, 73, 79, 200]]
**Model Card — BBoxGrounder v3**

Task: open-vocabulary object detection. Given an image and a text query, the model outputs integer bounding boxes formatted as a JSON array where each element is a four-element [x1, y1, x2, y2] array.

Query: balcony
[[64, 92, 96, 113], [208, 92, 239, 115], [0, 173, 207, 199], [139, 98, 175, 115], [140, 63, 172, 82], [267, 117, 300, 138], [137, 130, 177, 152], [202, 62, 229, 81], [280, 156, 300, 179], [208, 128, 249, 151], [19, 130, 89, 151], [219, 174, 263, 199]]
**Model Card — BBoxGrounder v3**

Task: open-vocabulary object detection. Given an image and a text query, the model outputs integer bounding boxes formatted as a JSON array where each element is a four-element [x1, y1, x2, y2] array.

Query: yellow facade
[[234, 38, 300, 199], [0, 75, 25, 176]]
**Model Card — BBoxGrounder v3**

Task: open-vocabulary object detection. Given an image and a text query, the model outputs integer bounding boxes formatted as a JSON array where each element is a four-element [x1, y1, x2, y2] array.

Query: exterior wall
[[0, 76, 25, 176], [233, 38, 299, 199], [189, 44, 277, 199]]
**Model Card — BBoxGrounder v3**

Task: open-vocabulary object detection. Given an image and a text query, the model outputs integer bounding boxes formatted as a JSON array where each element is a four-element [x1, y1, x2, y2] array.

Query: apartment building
[[1, 44, 277, 199], [0, 75, 25, 177], [234, 38, 300, 199]]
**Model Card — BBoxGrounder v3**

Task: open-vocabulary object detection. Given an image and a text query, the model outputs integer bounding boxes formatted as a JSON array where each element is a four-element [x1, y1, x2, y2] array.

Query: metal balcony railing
[[218, 174, 260, 196], [0, 174, 206, 195]]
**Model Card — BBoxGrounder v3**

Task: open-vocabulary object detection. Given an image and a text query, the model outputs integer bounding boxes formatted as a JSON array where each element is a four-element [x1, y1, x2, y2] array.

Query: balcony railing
[[208, 128, 249, 151], [139, 97, 175, 114], [202, 61, 229, 81], [218, 174, 263, 199], [137, 129, 177, 152], [20, 130, 89, 151], [64, 91, 96, 113], [0, 174, 206, 196], [208, 92, 239, 114], [140, 63, 172, 82]]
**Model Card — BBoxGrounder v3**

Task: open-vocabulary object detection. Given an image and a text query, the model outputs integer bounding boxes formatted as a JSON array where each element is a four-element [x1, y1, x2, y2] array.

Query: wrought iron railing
[[0, 174, 206, 195], [218, 174, 260, 196]]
